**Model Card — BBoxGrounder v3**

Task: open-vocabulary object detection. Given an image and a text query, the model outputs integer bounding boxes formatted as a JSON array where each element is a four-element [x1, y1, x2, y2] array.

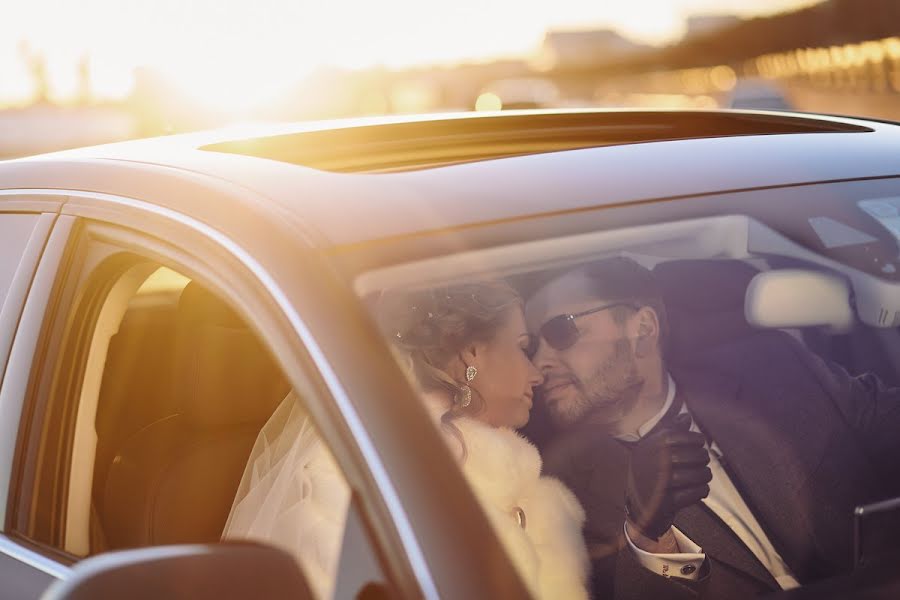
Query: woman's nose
[[528, 357, 544, 386]]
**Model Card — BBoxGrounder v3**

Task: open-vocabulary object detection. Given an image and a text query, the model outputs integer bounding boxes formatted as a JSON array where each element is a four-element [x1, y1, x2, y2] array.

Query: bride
[[224, 280, 589, 599]]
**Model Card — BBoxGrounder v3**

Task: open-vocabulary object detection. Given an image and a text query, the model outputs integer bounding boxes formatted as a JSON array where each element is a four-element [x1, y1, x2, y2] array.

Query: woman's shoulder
[[420, 393, 583, 507], [421, 393, 539, 471], [457, 416, 542, 480]]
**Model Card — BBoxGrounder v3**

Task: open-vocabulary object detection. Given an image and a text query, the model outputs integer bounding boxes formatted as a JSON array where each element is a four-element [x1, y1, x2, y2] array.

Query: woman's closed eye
[[521, 334, 539, 359]]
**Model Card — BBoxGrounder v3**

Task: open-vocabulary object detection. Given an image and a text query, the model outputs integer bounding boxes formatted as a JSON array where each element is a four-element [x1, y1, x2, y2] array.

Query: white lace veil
[[223, 390, 351, 599]]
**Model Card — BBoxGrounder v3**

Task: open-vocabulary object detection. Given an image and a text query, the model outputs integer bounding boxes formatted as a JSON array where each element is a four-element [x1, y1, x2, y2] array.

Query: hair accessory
[[465, 365, 478, 382]]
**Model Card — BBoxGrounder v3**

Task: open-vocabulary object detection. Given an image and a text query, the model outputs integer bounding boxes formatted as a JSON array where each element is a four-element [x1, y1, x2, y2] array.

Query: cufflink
[[680, 564, 697, 576]]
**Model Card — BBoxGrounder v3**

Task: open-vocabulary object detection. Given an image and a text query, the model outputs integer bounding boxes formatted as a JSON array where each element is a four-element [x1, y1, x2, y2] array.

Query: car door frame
[[0, 193, 73, 598]]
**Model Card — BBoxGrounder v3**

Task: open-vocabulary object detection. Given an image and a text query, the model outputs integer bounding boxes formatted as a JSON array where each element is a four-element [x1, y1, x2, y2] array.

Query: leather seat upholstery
[[101, 282, 290, 549]]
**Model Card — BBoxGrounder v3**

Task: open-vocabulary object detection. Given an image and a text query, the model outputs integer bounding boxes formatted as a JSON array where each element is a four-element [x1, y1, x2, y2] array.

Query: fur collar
[[422, 394, 543, 505]]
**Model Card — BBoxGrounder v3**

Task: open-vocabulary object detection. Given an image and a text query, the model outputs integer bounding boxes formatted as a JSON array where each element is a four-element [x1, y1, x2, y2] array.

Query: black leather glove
[[624, 413, 713, 540]]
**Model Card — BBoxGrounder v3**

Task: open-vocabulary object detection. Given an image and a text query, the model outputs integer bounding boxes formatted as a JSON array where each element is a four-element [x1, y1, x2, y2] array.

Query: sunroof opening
[[201, 111, 873, 174]]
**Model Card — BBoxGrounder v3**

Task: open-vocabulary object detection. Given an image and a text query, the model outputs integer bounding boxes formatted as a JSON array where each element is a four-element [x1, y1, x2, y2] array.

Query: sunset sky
[[0, 0, 821, 109]]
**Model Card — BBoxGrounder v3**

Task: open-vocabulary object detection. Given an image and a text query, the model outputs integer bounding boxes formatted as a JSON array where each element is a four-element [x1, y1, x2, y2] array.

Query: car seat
[[100, 282, 290, 549]]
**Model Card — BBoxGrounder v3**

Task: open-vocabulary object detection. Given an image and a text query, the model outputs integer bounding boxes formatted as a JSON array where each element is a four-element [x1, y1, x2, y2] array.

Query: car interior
[[89, 269, 290, 554], [66, 212, 900, 595], [356, 214, 900, 444]]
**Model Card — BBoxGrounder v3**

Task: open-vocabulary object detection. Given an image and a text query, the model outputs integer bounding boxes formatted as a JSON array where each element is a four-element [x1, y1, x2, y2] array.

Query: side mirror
[[42, 542, 313, 600], [745, 269, 853, 331]]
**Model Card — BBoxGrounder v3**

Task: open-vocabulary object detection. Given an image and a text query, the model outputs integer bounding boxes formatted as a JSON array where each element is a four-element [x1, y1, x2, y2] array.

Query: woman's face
[[469, 306, 544, 429]]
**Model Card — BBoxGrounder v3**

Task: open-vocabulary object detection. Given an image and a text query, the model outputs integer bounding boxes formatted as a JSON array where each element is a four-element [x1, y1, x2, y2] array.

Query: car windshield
[[355, 177, 900, 599]]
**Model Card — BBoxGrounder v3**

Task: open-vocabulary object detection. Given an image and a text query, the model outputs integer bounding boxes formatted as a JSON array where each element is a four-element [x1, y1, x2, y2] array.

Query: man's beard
[[548, 337, 644, 428]]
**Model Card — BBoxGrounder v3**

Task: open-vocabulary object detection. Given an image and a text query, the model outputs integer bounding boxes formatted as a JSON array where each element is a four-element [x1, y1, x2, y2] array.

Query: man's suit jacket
[[542, 330, 900, 599]]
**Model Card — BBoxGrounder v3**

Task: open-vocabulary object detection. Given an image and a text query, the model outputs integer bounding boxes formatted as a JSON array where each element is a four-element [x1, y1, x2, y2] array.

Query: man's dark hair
[[580, 256, 669, 355]]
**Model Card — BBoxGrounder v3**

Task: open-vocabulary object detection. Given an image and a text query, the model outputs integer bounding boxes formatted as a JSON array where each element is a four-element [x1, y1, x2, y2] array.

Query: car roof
[[3, 109, 900, 249]]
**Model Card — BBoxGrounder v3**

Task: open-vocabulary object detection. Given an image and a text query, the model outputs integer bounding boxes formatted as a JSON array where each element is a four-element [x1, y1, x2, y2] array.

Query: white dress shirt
[[618, 375, 800, 590]]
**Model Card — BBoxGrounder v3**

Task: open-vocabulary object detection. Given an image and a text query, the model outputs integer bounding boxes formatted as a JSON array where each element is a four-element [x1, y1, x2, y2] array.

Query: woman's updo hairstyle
[[373, 280, 521, 418]]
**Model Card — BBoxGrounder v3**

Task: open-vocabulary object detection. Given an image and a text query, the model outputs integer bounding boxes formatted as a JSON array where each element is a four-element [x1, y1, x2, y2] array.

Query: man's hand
[[625, 413, 712, 540]]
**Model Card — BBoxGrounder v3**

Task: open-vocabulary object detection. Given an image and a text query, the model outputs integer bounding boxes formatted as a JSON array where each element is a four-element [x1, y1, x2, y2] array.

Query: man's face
[[525, 271, 645, 429]]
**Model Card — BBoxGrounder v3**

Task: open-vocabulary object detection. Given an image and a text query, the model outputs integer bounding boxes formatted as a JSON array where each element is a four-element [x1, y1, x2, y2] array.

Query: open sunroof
[[201, 110, 873, 174]]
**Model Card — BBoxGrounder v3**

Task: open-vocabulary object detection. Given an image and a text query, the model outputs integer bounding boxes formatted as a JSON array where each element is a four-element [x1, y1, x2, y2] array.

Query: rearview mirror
[[42, 542, 313, 600], [745, 269, 853, 331]]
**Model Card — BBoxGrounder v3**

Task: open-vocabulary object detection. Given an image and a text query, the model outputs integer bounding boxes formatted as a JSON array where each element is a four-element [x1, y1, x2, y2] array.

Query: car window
[[0, 214, 42, 309], [0, 213, 54, 379], [8, 222, 389, 600], [355, 182, 900, 598]]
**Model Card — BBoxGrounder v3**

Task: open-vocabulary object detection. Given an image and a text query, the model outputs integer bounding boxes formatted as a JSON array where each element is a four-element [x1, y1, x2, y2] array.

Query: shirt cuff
[[624, 524, 706, 581]]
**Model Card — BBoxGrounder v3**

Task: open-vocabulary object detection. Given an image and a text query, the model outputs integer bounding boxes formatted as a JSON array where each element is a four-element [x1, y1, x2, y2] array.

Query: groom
[[524, 256, 900, 599]]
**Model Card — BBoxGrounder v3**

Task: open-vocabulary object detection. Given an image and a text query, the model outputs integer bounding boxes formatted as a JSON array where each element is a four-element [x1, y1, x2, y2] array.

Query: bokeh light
[[475, 92, 503, 111]]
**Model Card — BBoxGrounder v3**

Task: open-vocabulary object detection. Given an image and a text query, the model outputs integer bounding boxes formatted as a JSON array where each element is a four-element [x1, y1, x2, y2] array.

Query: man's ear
[[633, 307, 660, 357]]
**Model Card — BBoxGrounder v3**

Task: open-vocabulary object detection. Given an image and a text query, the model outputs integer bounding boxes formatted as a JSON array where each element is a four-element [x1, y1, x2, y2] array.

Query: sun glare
[[168, 64, 297, 115], [45, 58, 81, 105], [0, 55, 35, 107], [0, 0, 821, 113], [89, 58, 136, 102]]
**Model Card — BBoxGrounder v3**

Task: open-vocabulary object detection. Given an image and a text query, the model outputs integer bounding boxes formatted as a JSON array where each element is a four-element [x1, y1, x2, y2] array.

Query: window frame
[[4, 193, 444, 598], [8, 226, 153, 557]]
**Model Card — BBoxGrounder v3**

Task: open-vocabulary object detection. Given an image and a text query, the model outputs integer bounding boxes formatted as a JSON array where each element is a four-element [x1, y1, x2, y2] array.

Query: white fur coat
[[423, 397, 590, 600], [224, 392, 589, 600]]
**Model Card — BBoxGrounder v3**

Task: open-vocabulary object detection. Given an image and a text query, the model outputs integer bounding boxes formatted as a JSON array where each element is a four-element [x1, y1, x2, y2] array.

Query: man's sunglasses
[[536, 302, 638, 353]]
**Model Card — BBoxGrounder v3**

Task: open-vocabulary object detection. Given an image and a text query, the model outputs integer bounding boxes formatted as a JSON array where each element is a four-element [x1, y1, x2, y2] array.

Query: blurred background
[[1, 0, 899, 158]]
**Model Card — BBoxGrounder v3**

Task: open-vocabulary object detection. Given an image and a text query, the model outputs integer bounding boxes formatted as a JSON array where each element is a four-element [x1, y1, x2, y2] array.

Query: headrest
[[173, 283, 290, 429], [652, 259, 760, 359], [745, 269, 853, 330], [653, 259, 759, 313]]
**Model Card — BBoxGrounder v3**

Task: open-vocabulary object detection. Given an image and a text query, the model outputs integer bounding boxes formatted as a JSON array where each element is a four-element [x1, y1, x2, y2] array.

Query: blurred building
[[684, 15, 741, 39], [535, 30, 646, 71]]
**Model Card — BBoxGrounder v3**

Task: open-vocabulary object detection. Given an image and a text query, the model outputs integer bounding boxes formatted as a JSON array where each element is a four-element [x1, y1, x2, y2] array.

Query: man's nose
[[531, 338, 559, 374]]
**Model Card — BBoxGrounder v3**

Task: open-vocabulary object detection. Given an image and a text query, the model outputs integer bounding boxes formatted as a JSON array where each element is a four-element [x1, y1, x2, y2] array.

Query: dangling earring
[[458, 386, 472, 408], [457, 365, 478, 408]]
